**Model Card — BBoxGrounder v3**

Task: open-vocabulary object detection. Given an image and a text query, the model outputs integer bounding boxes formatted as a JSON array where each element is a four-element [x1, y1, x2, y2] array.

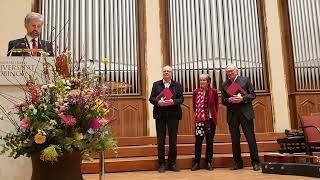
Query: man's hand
[[164, 99, 174, 106], [158, 99, 174, 106], [228, 95, 243, 104]]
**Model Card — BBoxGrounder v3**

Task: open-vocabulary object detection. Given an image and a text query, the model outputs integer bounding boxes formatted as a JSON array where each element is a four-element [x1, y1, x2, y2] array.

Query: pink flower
[[26, 82, 42, 104], [15, 102, 29, 112], [90, 118, 102, 129], [59, 114, 77, 126], [98, 117, 109, 125], [20, 115, 30, 129]]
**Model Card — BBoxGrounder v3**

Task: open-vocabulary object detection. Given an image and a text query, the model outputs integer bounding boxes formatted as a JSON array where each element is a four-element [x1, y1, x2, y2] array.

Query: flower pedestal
[[31, 152, 83, 180]]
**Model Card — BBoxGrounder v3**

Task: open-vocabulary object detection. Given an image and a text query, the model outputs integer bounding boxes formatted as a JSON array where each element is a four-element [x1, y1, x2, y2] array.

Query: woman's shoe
[[191, 163, 200, 171]]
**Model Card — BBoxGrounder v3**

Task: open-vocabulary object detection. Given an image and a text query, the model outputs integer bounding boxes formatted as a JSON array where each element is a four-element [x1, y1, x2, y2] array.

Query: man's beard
[[31, 31, 39, 38]]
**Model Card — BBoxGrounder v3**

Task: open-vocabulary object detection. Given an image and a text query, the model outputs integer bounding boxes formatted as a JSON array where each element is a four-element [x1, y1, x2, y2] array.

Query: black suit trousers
[[228, 110, 260, 166], [155, 116, 180, 165], [194, 120, 216, 163]]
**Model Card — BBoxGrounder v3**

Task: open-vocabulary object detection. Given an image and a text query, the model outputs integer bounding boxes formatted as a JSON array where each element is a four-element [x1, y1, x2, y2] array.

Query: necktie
[[32, 39, 37, 56]]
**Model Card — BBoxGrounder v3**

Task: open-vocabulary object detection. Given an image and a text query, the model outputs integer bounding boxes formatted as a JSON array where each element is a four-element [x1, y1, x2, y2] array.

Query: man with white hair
[[221, 64, 260, 171], [7, 12, 53, 56], [149, 65, 184, 173]]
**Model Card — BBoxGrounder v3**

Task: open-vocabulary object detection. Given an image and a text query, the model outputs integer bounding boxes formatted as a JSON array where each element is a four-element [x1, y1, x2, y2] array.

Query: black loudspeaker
[[262, 162, 320, 178]]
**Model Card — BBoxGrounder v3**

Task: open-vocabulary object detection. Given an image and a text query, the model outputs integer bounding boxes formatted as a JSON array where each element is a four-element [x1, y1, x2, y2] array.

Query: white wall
[[0, 0, 33, 57], [0, 86, 32, 180], [0, 1, 33, 179], [264, 0, 291, 131], [145, 0, 163, 136]]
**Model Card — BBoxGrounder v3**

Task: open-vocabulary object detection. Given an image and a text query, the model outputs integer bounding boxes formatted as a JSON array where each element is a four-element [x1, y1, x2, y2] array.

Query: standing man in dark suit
[[149, 65, 184, 173], [7, 12, 54, 56], [221, 64, 260, 171]]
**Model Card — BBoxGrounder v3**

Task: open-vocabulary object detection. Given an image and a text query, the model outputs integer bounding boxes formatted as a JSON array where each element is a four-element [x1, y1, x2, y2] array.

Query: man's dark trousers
[[156, 115, 179, 165], [228, 110, 259, 166]]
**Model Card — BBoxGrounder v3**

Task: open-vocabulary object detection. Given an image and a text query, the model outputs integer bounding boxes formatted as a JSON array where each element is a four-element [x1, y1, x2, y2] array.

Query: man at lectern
[[7, 12, 54, 57]]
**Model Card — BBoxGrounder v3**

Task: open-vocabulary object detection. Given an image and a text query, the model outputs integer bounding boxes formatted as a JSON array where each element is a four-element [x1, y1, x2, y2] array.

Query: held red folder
[[226, 82, 247, 96], [156, 88, 173, 101]]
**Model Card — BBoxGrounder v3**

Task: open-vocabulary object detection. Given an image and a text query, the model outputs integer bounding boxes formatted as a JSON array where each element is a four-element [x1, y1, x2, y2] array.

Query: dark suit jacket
[[7, 37, 54, 56], [221, 76, 256, 122], [149, 80, 184, 120], [192, 87, 219, 125]]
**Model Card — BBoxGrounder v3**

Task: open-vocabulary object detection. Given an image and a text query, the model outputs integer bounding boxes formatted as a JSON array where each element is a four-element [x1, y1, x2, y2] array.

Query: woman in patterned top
[[191, 74, 219, 171]]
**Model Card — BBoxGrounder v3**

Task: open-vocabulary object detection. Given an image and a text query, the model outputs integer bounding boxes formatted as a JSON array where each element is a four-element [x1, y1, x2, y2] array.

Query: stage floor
[[83, 167, 314, 180]]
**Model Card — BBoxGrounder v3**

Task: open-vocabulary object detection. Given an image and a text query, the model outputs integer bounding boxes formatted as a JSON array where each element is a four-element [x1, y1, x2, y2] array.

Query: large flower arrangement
[[0, 52, 117, 162]]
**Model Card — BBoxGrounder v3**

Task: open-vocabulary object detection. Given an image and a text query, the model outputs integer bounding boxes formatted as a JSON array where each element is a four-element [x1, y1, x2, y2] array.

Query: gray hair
[[163, 65, 173, 72], [199, 74, 211, 84], [225, 64, 238, 71], [25, 12, 44, 24]]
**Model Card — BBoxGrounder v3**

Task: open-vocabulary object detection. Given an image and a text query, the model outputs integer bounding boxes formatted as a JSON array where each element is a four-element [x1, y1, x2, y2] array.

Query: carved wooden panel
[[178, 94, 274, 135], [107, 97, 147, 137], [294, 93, 320, 127], [179, 98, 194, 135]]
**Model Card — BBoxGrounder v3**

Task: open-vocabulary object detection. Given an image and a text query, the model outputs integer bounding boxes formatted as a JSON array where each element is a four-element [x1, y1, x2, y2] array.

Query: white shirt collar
[[25, 35, 39, 49], [230, 75, 239, 82], [163, 79, 171, 88]]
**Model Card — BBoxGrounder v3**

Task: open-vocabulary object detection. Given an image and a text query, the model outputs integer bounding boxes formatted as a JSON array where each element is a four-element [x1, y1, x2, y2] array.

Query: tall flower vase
[[31, 152, 83, 180]]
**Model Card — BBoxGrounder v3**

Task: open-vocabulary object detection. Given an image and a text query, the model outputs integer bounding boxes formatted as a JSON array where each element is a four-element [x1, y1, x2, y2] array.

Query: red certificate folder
[[226, 82, 247, 96], [156, 88, 173, 101]]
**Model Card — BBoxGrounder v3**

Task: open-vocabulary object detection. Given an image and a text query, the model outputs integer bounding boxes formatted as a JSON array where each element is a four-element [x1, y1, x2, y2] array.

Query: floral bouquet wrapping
[[0, 52, 117, 162]]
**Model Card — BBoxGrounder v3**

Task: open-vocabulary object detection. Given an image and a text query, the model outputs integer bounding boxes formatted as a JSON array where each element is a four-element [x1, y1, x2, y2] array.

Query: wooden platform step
[[92, 141, 280, 158], [81, 133, 284, 173], [82, 153, 270, 173]]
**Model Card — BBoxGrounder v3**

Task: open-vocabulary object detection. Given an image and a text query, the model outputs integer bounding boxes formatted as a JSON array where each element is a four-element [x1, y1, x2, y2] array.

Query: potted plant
[[0, 52, 117, 180]]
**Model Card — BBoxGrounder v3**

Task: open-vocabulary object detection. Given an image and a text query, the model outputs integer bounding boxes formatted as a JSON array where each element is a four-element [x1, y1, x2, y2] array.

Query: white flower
[[58, 98, 64, 104], [49, 120, 57, 125], [41, 85, 48, 89], [49, 83, 56, 88], [87, 128, 96, 134], [66, 80, 71, 86], [29, 104, 34, 110], [54, 102, 60, 107], [33, 109, 37, 114]]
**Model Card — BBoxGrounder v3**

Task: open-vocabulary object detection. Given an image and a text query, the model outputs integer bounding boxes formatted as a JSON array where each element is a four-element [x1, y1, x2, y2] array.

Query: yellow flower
[[37, 129, 47, 136], [34, 133, 46, 144], [49, 120, 57, 126], [94, 99, 103, 109], [74, 132, 84, 141], [103, 58, 109, 65], [40, 145, 58, 162], [101, 108, 109, 116]]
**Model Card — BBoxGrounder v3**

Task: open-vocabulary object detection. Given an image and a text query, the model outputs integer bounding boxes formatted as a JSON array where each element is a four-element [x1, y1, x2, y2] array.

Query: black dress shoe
[[191, 163, 200, 171], [206, 162, 214, 171], [253, 164, 261, 171], [230, 164, 243, 170], [168, 164, 180, 172], [158, 164, 166, 173]]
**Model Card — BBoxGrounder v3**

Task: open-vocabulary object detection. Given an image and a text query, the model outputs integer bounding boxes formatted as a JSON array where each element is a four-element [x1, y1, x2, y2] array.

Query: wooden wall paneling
[[179, 97, 194, 135], [178, 94, 273, 135], [295, 93, 320, 116], [108, 98, 147, 137], [107, 102, 121, 137], [253, 94, 273, 133], [216, 103, 229, 134]]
